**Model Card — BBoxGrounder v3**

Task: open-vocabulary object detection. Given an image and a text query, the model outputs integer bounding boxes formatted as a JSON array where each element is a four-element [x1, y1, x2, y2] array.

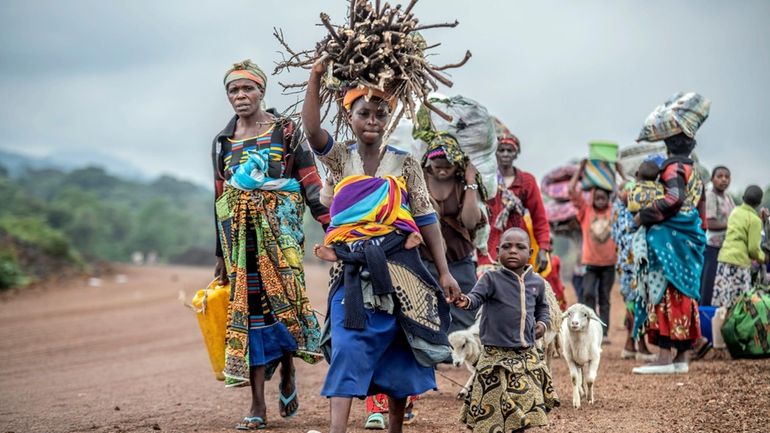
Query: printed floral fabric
[[647, 284, 701, 344], [216, 187, 323, 386], [712, 262, 752, 309]]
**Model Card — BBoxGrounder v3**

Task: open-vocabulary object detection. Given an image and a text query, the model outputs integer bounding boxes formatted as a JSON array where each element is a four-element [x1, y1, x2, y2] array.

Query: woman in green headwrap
[[419, 131, 487, 334], [211, 59, 330, 430]]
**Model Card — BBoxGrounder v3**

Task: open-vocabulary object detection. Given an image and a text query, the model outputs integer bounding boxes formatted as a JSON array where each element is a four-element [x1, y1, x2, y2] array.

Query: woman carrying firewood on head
[[302, 58, 461, 433], [276, 3, 470, 431]]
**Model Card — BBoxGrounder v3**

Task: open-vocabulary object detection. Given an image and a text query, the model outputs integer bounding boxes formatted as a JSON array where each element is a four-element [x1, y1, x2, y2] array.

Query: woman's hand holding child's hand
[[454, 294, 469, 309], [535, 322, 546, 339], [440, 273, 462, 303]]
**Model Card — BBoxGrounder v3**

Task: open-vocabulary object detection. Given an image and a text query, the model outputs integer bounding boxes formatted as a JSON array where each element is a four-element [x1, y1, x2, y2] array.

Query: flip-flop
[[279, 371, 299, 418], [236, 416, 266, 430], [364, 413, 386, 430], [692, 340, 712, 361], [403, 408, 419, 425]]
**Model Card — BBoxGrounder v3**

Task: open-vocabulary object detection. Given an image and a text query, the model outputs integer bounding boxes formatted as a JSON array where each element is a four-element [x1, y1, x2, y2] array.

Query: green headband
[[224, 59, 267, 89]]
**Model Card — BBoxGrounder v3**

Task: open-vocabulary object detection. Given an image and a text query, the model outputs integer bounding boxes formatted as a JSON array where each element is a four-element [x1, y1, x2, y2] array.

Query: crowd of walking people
[[203, 4, 768, 432]]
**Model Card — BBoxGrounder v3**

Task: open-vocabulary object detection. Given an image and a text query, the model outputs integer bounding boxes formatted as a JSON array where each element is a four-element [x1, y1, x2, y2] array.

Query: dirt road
[[1, 264, 768, 433]]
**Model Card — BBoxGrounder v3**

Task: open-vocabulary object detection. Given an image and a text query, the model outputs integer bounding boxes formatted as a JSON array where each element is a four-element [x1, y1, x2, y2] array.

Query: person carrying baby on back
[[455, 227, 559, 432], [627, 160, 664, 213]]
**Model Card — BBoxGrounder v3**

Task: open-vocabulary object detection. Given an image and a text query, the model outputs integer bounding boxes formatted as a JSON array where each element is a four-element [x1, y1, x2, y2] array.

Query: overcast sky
[[1, 0, 768, 190]]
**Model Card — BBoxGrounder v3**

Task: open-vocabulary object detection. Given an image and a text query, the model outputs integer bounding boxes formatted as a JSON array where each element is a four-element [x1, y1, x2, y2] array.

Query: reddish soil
[[1, 264, 768, 433]]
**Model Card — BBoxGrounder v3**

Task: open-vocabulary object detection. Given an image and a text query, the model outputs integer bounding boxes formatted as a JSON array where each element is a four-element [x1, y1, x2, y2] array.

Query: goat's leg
[[566, 361, 582, 409], [457, 368, 475, 400], [586, 356, 600, 405]]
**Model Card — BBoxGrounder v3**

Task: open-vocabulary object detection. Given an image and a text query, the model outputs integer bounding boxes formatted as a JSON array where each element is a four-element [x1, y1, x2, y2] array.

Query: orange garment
[[571, 190, 617, 267]]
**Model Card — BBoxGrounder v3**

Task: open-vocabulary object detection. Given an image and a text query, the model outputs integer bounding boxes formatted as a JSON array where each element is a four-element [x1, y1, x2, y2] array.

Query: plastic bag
[[191, 279, 231, 380], [413, 95, 498, 195]]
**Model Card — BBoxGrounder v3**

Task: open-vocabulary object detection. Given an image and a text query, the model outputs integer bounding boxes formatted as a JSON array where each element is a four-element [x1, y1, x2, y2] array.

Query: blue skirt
[[248, 322, 297, 367], [320, 286, 437, 399]]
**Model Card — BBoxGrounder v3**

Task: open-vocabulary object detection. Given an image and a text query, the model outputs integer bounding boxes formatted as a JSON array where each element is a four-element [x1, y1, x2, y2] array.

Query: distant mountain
[[0, 148, 150, 181]]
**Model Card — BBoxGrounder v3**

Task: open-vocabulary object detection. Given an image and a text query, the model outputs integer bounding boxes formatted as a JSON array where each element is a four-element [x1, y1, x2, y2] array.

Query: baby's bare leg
[[313, 244, 338, 262], [404, 232, 423, 250]]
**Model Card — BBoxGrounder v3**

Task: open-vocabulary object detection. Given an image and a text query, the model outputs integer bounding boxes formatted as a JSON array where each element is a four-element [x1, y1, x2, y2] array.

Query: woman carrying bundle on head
[[302, 60, 462, 433], [631, 92, 711, 375], [211, 60, 329, 430], [418, 131, 487, 334]]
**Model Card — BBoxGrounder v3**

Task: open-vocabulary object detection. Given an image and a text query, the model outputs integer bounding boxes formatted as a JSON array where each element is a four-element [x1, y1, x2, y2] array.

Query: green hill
[[0, 166, 214, 289]]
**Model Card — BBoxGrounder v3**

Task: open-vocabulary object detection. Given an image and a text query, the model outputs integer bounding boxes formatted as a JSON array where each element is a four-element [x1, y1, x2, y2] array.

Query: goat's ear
[[589, 309, 607, 327]]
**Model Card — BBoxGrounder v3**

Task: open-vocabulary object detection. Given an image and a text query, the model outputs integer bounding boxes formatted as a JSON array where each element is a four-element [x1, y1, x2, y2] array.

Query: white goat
[[560, 303, 605, 409], [448, 320, 481, 400]]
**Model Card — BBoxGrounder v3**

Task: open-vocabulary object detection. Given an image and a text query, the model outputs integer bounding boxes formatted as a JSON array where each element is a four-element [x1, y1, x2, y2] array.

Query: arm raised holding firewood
[[285, 2, 472, 433]]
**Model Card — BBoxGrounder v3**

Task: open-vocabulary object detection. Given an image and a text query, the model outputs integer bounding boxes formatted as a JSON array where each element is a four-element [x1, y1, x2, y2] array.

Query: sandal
[[236, 416, 266, 430], [403, 408, 418, 425], [364, 413, 386, 430], [691, 339, 712, 361], [279, 370, 299, 418]]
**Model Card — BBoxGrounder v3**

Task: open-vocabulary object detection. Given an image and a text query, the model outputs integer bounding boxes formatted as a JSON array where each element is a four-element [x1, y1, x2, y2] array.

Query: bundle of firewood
[[274, 0, 471, 137]]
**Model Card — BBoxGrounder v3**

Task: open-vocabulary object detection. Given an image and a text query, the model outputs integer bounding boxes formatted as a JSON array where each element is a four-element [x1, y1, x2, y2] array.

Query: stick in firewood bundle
[[273, 0, 471, 139]]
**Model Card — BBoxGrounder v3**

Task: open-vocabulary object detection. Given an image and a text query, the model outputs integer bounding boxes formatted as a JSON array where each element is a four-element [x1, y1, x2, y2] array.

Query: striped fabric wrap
[[581, 159, 616, 192], [324, 175, 419, 245]]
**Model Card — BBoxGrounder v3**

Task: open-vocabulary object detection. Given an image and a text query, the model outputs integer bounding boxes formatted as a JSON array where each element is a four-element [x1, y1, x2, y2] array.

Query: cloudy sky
[[1, 0, 768, 190]]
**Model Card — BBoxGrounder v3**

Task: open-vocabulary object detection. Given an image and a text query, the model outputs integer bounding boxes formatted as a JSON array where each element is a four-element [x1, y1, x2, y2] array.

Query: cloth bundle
[[541, 164, 583, 236], [227, 148, 300, 192], [637, 92, 711, 142], [541, 165, 578, 201], [721, 286, 770, 358], [324, 175, 419, 245]]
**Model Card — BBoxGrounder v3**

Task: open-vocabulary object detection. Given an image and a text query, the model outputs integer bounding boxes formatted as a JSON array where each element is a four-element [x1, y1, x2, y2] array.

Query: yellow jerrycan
[[191, 279, 231, 381]]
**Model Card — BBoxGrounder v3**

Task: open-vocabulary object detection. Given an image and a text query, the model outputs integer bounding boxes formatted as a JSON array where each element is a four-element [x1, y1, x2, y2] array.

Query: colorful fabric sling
[[324, 175, 419, 245]]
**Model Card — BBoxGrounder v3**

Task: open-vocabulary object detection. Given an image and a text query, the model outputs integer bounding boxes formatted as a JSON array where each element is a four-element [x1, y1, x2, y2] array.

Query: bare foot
[[404, 232, 423, 250], [313, 244, 338, 262]]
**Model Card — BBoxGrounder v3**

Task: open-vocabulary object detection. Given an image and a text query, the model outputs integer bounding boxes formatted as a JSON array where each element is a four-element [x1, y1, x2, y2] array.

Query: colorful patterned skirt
[[712, 262, 752, 309], [460, 346, 559, 432], [646, 284, 701, 348], [216, 187, 323, 387]]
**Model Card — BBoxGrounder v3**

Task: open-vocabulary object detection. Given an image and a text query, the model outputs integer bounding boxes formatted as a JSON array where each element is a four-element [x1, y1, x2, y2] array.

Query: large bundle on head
[[274, 0, 471, 137], [637, 92, 711, 143], [412, 95, 498, 195]]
